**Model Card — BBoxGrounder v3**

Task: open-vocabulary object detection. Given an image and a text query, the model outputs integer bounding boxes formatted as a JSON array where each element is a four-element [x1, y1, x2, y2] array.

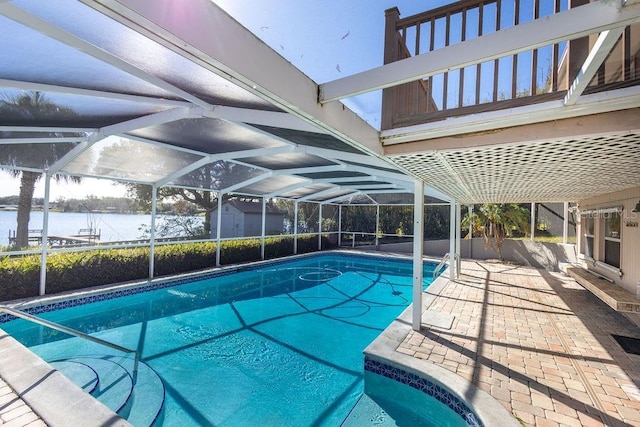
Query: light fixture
[[633, 200, 640, 213]]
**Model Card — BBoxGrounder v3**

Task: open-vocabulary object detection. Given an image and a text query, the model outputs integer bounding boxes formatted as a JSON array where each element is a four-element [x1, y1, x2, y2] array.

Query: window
[[604, 212, 621, 268], [582, 215, 595, 259]]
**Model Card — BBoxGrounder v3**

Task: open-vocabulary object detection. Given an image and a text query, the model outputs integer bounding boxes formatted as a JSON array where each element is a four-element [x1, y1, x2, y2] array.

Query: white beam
[[155, 155, 212, 187], [381, 85, 640, 145], [0, 125, 96, 133], [272, 165, 345, 176], [47, 107, 191, 175], [0, 78, 191, 108], [0, 2, 213, 108], [300, 146, 394, 169], [564, 27, 626, 105], [299, 187, 347, 202], [86, 0, 384, 157], [225, 146, 294, 161], [319, 1, 640, 102], [101, 107, 193, 136], [266, 180, 312, 198], [221, 172, 272, 193], [323, 193, 359, 204], [347, 184, 399, 190], [0, 137, 89, 144], [204, 106, 327, 134]]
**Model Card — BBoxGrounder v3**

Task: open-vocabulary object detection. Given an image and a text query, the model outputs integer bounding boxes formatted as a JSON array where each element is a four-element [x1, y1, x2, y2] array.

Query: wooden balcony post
[[382, 7, 401, 130], [566, 0, 591, 87]]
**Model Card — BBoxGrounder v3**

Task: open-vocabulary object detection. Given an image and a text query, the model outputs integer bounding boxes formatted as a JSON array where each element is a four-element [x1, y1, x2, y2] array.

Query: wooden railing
[[381, 0, 640, 130]]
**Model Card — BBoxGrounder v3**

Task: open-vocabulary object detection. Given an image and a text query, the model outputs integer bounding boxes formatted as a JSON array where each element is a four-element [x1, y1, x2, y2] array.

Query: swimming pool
[[1, 252, 466, 426]]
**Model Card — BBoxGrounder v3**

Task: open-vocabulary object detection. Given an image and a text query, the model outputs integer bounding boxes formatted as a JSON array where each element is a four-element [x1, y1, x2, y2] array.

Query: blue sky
[[212, 0, 457, 128]]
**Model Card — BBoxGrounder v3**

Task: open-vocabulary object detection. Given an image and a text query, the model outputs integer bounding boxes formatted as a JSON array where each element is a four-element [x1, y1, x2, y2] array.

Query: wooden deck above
[[382, 0, 640, 131]]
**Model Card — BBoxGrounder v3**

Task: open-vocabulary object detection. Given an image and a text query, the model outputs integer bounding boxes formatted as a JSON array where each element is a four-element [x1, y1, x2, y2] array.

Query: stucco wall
[[355, 237, 577, 272]]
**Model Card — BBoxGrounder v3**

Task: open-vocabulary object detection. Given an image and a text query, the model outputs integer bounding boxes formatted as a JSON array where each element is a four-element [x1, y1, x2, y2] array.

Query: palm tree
[[462, 203, 530, 261], [0, 92, 82, 249]]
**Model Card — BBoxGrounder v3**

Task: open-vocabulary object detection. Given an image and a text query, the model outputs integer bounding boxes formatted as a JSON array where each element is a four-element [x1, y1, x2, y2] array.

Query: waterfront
[[0, 211, 203, 246]]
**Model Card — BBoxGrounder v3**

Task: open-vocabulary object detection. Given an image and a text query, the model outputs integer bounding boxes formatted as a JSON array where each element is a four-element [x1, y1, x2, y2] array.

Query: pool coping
[[0, 329, 131, 427], [363, 271, 521, 427]]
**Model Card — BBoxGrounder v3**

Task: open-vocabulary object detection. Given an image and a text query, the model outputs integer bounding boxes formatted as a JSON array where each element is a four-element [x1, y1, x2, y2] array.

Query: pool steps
[[50, 356, 165, 426]]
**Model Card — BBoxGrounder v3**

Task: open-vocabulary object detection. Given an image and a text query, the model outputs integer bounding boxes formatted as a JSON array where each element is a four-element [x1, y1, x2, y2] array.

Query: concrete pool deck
[[1, 258, 640, 426]]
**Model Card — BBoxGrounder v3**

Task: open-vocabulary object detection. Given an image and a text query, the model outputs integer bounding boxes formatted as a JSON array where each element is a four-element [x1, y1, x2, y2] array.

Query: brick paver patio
[[399, 260, 640, 426], [0, 377, 45, 427]]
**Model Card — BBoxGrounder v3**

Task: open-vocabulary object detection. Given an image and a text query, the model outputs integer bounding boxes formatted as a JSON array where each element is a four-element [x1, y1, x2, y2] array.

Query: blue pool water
[[2, 253, 456, 426]]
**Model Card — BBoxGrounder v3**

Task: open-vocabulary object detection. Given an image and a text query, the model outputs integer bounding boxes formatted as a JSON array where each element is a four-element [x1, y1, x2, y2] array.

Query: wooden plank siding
[[381, 0, 640, 130]]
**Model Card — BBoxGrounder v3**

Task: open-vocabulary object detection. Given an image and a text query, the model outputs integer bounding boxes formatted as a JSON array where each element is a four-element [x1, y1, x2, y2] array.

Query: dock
[[8, 228, 101, 247]]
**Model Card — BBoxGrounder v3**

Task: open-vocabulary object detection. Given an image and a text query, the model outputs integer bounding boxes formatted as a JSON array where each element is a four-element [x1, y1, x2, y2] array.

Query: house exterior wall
[[360, 238, 578, 272], [578, 186, 640, 296]]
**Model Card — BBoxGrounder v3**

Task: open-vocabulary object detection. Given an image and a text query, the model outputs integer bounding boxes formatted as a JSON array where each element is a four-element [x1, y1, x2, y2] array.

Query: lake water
[[0, 210, 202, 246]]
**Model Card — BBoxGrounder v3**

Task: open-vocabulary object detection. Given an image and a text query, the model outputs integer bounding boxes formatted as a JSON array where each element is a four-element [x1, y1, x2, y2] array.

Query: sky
[[212, 0, 456, 128], [1, 1, 456, 200], [0, 171, 128, 200]]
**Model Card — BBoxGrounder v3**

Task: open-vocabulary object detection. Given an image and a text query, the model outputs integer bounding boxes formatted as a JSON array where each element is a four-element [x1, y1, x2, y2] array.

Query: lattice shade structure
[[389, 132, 640, 204]]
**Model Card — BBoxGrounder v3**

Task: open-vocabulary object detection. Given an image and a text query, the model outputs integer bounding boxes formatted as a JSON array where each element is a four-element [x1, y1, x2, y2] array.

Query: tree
[[0, 92, 82, 249], [462, 203, 530, 261], [99, 139, 263, 237]]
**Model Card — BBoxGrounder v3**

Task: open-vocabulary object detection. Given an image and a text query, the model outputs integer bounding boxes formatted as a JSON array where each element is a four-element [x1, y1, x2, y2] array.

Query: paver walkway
[[399, 260, 640, 426]]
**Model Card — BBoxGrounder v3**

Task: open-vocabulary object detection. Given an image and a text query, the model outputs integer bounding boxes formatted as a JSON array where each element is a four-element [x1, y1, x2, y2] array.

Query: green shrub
[[0, 237, 339, 302]]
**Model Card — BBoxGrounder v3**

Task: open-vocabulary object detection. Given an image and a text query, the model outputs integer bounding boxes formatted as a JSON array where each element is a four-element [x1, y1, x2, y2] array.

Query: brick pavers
[[0, 377, 45, 427], [399, 260, 640, 426]]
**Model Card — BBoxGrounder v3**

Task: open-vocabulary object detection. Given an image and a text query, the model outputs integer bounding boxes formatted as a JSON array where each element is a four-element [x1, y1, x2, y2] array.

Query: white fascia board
[[86, 0, 383, 157], [381, 85, 640, 145], [564, 27, 626, 105], [204, 106, 327, 135], [0, 79, 191, 108], [319, 1, 640, 102]]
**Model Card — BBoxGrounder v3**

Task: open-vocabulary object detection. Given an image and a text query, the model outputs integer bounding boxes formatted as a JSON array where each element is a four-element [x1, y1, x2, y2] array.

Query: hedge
[[0, 235, 337, 301]]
